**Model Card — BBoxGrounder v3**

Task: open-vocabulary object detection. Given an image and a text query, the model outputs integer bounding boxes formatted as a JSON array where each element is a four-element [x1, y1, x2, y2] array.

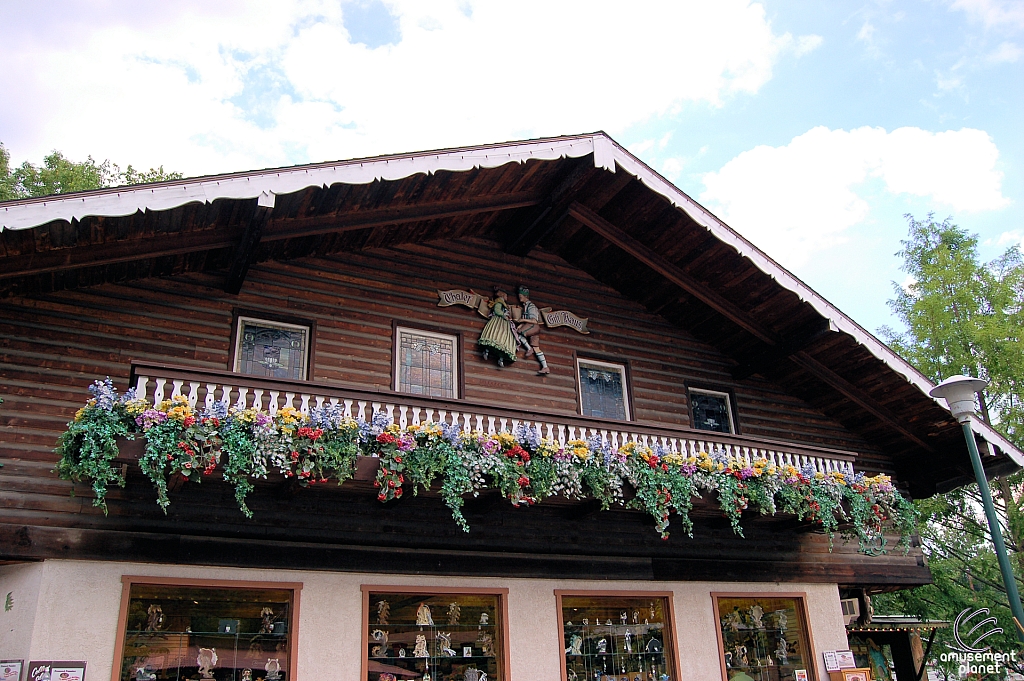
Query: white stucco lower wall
[[2, 559, 849, 681]]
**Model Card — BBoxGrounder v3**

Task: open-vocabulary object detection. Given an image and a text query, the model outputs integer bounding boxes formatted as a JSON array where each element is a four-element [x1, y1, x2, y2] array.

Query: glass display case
[[557, 593, 676, 681], [117, 581, 297, 681], [713, 594, 814, 681], [363, 589, 506, 681]]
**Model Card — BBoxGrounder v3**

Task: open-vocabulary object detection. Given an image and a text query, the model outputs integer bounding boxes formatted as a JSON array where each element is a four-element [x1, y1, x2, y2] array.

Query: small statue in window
[[196, 648, 218, 679], [415, 602, 433, 626], [259, 607, 275, 634], [566, 634, 583, 655], [447, 601, 461, 625], [476, 631, 495, 656], [749, 604, 764, 629], [145, 604, 164, 632], [775, 637, 789, 666], [376, 599, 390, 625], [437, 632, 457, 656], [413, 634, 429, 657]]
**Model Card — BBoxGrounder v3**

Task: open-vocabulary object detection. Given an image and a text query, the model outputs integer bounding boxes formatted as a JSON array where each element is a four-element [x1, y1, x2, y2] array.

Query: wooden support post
[[225, 192, 274, 295]]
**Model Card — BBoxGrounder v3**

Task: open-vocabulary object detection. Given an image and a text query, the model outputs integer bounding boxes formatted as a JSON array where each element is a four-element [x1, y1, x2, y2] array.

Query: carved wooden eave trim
[[1, 131, 1020, 467]]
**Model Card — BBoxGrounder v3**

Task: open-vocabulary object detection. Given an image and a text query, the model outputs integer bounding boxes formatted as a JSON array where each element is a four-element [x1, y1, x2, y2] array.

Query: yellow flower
[[495, 432, 516, 447], [74, 406, 88, 422], [663, 453, 684, 466], [124, 398, 150, 416], [567, 439, 590, 460]]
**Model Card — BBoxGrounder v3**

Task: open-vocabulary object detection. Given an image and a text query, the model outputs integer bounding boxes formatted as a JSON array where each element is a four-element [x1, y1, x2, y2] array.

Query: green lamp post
[[930, 374, 1024, 639]]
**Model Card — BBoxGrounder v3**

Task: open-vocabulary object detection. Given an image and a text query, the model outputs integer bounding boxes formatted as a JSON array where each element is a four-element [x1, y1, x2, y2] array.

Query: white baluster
[[171, 379, 184, 399], [186, 382, 199, 408], [235, 387, 249, 410], [299, 394, 311, 414], [385, 403, 395, 422], [220, 385, 233, 411], [204, 384, 216, 411], [314, 395, 325, 410], [153, 378, 167, 403], [135, 375, 150, 402], [438, 409, 447, 425], [486, 416, 496, 434], [399, 405, 408, 429], [284, 392, 296, 410]]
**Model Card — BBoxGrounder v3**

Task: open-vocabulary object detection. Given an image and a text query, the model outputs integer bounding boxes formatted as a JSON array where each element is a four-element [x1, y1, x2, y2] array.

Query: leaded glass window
[[690, 389, 735, 433], [395, 327, 458, 399], [578, 359, 629, 420], [233, 317, 310, 380], [714, 594, 814, 681]]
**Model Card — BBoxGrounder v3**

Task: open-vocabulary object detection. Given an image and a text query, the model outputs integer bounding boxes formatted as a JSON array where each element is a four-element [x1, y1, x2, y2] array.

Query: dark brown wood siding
[[0, 237, 887, 469]]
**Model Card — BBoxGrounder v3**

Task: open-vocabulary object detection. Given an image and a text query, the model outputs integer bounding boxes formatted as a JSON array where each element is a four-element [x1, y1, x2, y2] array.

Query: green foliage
[[0, 141, 182, 200], [874, 213, 1024, 667]]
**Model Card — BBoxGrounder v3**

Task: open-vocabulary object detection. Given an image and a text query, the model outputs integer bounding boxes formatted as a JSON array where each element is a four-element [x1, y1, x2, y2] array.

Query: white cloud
[[661, 158, 684, 181], [987, 41, 1022, 62], [949, 0, 1024, 30], [699, 126, 1010, 266], [794, 34, 824, 55], [0, 0, 802, 175]]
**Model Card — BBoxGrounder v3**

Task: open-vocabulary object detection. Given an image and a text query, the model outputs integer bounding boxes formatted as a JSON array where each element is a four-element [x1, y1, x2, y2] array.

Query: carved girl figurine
[[477, 288, 519, 367], [376, 600, 390, 625], [447, 601, 461, 625], [413, 634, 429, 657], [749, 604, 764, 629], [566, 634, 584, 655]]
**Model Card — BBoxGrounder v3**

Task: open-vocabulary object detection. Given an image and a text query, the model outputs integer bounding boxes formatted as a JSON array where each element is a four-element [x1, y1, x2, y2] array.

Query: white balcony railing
[[130, 362, 857, 475]]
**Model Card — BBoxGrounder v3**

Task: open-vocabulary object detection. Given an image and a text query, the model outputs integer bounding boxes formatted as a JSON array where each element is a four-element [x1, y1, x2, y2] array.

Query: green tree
[[0, 142, 182, 200], [876, 214, 1024, 671]]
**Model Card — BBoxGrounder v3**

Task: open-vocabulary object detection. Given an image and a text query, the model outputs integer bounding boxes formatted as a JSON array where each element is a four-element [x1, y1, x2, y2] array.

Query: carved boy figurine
[[515, 286, 549, 374]]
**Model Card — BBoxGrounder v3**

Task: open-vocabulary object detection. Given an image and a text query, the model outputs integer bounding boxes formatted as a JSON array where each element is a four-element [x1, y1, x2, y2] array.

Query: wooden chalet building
[[1, 133, 1021, 681]]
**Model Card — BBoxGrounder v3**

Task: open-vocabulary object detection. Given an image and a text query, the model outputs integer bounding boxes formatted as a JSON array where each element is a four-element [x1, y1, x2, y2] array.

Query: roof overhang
[[2, 131, 1021, 484]]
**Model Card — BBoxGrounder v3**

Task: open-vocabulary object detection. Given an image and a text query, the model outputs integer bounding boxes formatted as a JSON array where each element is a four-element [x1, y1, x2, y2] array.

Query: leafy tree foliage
[[876, 214, 1024, 673], [0, 142, 181, 201]]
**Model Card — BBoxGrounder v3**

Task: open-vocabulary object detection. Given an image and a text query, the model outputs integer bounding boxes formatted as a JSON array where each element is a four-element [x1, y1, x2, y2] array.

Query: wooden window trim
[[110, 575, 303, 681], [710, 591, 817, 681], [553, 589, 679, 681], [686, 382, 740, 435], [359, 584, 511, 681], [574, 353, 633, 421], [391, 320, 464, 400], [229, 308, 316, 380]]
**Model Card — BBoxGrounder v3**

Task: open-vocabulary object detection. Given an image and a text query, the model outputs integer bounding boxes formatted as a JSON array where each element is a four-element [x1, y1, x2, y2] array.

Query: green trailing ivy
[[55, 381, 917, 553]]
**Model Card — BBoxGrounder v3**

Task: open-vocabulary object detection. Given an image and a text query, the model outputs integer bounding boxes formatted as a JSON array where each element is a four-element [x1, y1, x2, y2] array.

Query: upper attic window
[[394, 326, 459, 399], [689, 388, 735, 434], [233, 316, 311, 381]]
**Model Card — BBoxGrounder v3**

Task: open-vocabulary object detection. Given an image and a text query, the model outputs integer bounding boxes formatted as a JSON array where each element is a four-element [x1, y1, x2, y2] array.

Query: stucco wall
[[0, 562, 43, 660], [6, 560, 849, 681]]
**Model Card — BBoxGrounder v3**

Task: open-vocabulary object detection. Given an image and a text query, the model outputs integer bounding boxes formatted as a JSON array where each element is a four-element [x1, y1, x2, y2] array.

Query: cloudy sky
[[1, 1, 1021, 334]]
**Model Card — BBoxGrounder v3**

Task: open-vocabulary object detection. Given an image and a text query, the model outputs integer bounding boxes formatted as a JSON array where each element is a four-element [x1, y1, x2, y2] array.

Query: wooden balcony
[[130, 362, 858, 475]]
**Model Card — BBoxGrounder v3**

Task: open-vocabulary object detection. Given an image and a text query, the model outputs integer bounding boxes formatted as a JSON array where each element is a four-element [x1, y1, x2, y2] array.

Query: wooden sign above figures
[[436, 286, 589, 375]]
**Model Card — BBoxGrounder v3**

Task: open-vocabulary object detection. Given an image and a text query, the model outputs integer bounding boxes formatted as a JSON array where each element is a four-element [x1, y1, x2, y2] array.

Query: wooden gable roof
[[1, 132, 1019, 496]]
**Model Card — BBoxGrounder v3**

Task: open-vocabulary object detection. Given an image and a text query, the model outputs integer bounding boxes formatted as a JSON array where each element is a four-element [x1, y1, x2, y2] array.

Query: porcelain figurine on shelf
[[596, 638, 608, 654], [197, 648, 217, 679], [632, 611, 639, 624], [733, 645, 748, 667], [260, 607, 276, 634], [145, 604, 164, 632], [377, 600, 390, 625], [479, 611, 489, 627], [620, 611, 628, 625], [566, 634, 583, 655], [725, 607, 743, 632], [646, 638, 662, 653], [724, 652, 733, 669], [416, 603, 434, 626], [413, 634, 429, 657], [582, 618, 589, 626], [241, 670, 252, 681], [447, 602, 461, 625], [371, 629, 389, 657], [265, 658, 281, 681], [775, 638, 788, 665], [749, 604, 764, 629], [438, 632, 457, 656], [624, 630, 632, 653], [775, 610, 788, 632], [477, 631, 495, 656]]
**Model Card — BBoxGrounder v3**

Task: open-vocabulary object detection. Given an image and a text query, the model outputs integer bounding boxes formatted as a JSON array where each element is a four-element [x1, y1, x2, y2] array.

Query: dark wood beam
[[789, 351, 935, 453], [1, 192, 543, 280], [567, 202, 781, 345], [730, 322, 836, 380], [504, 160, 595, 256], [262, 191, 542, 242], [568, 201, 936, 454], [224, 199, 273, 295]]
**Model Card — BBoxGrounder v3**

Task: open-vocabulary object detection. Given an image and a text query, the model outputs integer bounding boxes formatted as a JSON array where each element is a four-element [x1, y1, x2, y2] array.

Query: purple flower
[[483, 439, 499, 455], [440, 421, 462, 445], [800, 463, 816, 479], [740, 467, 755, 480], [203, 401, 229, 420], [309, 403, 343, 430], [398, 433, 416, 452], [681, 463, 697, 475], [135, 409, 167, 430], [89, 378, 118, 411], [255, 413, 272, 427], [516, 424, 541, 450]]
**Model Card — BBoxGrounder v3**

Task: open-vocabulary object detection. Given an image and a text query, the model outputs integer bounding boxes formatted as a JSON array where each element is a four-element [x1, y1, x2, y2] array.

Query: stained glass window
[[234, 317, 310, 380], [690, 389, 735, 433], [714, 595, 814, 681], [558, 593, 677, 681], [578, 359, 629, 420], [117, 582, 297, 681], [396, 327, 458, 399]]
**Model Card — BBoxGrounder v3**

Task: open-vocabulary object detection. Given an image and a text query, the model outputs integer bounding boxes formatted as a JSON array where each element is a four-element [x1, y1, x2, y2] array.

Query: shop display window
[[556, 592, 677, 681], [115, 578, 299, 681], [713, 594, 814, 681], [362, 587, 507, 681]]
